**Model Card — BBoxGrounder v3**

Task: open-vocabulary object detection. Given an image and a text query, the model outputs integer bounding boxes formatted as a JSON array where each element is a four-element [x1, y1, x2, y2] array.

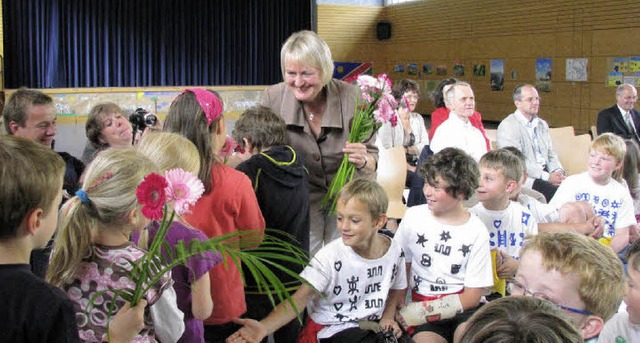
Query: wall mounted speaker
[[376, 21, 392, 40]]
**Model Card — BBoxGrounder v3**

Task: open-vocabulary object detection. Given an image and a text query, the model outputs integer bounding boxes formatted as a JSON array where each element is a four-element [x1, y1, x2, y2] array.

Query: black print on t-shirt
[[347, 276, 360, 295], [412, 275, 422, 292], [335, 312, 347, 322], [440, 230, 451, 242], [349, 295, 359, 311], [459, 244, 472, 257], [451, 264, 461, 274], [367, 314, 380, 321], [334, 261, 342, 271], [333, 285, 342, 295], [420, 253, 431, 267], [367, 266, 382, 278], [365, 282, 382, 294], [416, 233, 429, 247], [435, 244, 451, 256], [334, 302, 343, 311], [430, 277, 448, 292], [364, 298, 383, 309], [392, 263, 398, 282]]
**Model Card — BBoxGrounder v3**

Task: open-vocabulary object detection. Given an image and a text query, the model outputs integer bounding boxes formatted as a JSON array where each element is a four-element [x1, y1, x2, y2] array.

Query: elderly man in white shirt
[[496, 84, 565, 202], [430, 81, 487, 161]]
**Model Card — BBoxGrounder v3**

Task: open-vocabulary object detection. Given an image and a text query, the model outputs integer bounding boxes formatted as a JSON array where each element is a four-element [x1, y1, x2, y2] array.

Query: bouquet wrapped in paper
[[322, 73, 398, 213]]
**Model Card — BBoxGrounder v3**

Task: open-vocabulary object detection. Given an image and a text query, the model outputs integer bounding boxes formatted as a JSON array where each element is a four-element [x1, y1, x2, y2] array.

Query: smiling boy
[[549, 133, 635, 253], [228, 178, 407, 342], [395, 147, 493, 343]]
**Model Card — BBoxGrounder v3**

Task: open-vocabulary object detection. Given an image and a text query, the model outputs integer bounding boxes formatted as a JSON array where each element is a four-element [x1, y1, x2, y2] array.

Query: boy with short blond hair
[[469, 149, 537, 278], [228, 178, 407, 342], [395, 147, 493, 343], [513, 231, 625, 341], [550, 133, 635, 253]]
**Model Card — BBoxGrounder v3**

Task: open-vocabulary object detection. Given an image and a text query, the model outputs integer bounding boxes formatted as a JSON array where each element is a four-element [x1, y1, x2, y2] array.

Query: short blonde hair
[[592, 133, 626, 164], [138, 132, 200, 174], [337, 178, 388, 219], [479, 149, 523, 184], [280, 30, 334, 86], [520, 232, 625, 321]]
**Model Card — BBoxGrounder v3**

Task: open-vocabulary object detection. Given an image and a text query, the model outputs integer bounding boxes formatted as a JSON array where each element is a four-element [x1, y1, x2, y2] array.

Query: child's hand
[[589, 216, 606, 238], [226, 318, 267, 343], [107, 299, 147, 343], [379, 318, 402, 338], [394, 304, 409, 330], [496, 251, 518, 279]]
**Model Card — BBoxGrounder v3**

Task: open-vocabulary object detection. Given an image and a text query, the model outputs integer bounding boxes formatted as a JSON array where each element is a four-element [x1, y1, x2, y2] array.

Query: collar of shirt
[[449, 111, 474, 129]]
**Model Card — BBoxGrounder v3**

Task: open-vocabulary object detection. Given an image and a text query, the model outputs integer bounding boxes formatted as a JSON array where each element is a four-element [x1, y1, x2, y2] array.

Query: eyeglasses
[[520, 97, 541, 103], [507, 279, 593, 315]]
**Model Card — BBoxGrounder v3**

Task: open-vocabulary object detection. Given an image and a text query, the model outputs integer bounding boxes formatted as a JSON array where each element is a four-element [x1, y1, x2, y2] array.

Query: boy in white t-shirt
[[228, 179, 407, 342], [395, 147, 493, 343], [550, 133, 635, 253], [599, 240, 640, 342], [469, 149, 538, 279]]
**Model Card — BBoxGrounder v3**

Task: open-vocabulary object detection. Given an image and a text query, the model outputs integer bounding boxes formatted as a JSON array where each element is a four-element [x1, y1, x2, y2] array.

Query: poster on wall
[[566, 58, 588, 82], [394, 64, 405, 73], [473, 64, 486, 77], [490, 59, 504, 91], [436, 64, 447, 76], [423, 64, 434, 75], [453, 63, 465, 77], [605, 57, 640, 86], [333, 62, 373, 83], [407, 64, 418, 75], [536, 58, 552, 92]]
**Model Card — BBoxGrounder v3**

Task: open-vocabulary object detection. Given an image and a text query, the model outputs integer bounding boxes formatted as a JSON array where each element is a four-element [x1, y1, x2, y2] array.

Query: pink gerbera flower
[[164, 169, 205, 216], [220, 136, 239, 158], [136, 173, 168, 220]]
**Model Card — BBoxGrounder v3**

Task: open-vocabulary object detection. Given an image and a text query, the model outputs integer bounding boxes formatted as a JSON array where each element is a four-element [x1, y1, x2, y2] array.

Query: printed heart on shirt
[[334, 261, 342, 271], [493, 220, 502, 229], [334, 303, 343, 311], [333, 285, 342, 295]]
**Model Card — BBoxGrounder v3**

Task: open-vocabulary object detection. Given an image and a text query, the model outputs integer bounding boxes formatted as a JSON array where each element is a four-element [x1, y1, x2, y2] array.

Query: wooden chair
[[552, 133, 591, 176], [376, 146, 407, 219], [485, 129, 498, 150], [590, 125, 598, 139], [548, 126, 575, 142]]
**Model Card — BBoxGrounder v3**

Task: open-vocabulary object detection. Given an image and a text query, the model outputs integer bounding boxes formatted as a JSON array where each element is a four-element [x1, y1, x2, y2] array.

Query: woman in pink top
[[429, 78, 491, 151], [163, 89, 265, 343]]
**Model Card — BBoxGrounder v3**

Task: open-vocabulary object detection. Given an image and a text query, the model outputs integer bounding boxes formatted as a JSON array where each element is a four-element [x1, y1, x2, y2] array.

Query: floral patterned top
[[64, 243, 173, 342]]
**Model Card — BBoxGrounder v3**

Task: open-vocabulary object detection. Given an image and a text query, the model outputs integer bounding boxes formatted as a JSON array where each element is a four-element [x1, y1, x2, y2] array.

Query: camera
[[129, 108, 158, 132]]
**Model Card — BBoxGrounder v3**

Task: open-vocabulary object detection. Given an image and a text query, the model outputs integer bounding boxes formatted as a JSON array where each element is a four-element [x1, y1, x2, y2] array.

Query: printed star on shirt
[[416, 234, 429, 247], [459, 244, 472, 257], [440, 230, 451, 242]]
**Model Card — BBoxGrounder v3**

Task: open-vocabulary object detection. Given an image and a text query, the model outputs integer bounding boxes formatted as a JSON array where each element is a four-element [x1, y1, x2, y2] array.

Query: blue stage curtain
[[3, 0, 312, 88]]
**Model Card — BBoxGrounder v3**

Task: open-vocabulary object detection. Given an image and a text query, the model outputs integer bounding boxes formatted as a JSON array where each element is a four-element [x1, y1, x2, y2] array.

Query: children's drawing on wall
[[611, 57, 629, 73], [422, 64, 434, 75], [608, 72, 624, 87], [453, 62, 465, 77], [394, 64, 405, 73], [536, 58, 552, 92], [407, 63, 418, 75], [333, 62, 373, 83], [566, 58, 588, 82], [436, 64, 447, 76], [472, 64, 486, 77], [490, 59, 504, 91], [623, 76, 636, 86], [631, 57, 640, 72]]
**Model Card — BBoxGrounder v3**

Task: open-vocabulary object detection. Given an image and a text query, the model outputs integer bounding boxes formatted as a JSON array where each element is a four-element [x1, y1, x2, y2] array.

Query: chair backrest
[[376, 146, 407, 219], [485, 129, 498, 150], [548, 126, 575, 142], [590, 125, 598, 139], [552, 133, 591, 175]]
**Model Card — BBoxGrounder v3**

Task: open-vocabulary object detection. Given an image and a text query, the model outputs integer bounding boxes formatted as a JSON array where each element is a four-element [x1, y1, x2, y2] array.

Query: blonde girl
[[163, 88, 265, 342], [137, 132, 221, 343], [47, 148, 183, 342]]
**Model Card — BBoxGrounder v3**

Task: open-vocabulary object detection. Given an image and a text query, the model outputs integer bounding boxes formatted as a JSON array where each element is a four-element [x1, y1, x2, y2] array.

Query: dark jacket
[[237, 145, 310, 290], [597, 104, 640, 144]]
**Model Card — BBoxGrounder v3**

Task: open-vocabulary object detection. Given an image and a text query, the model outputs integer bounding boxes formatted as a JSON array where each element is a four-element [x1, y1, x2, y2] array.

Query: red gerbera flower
[[136, 173, 168, 220]]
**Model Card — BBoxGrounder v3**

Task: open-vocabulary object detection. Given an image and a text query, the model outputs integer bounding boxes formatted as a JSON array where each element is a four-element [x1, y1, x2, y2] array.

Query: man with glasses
[[597, 83, 640, 145], [509, 232, 624, 341], [497, 84, 565, 202]]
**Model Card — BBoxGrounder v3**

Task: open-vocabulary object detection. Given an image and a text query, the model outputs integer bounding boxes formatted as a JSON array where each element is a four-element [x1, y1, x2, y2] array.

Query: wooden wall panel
[[319, 0, 640, 133]]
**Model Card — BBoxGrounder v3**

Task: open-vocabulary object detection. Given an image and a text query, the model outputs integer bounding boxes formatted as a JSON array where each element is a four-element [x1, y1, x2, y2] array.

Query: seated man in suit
[[597, 83, 640, 145], [497, 84, 565, 202]]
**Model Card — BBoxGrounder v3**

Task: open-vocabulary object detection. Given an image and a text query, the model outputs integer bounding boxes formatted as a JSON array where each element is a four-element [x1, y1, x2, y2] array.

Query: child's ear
[[24, 208, 44, 236], [374, 213, 388, 230], [242, 138, 254, 154], [580, 315, 604, 340], [505, 179, 518, 193]]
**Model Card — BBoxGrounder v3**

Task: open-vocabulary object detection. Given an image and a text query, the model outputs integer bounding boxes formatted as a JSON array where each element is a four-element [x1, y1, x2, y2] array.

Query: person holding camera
[[81, 102, 158, 164]]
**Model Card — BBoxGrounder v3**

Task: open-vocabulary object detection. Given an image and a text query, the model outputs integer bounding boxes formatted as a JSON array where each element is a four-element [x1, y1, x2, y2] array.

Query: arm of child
[[496, 251, 519, 279], [610, 225, 631, 253], [227, 283, 316, 343], [107, 300, 147, 343], [380, 288, 406, 338], [191, 272, 213, 320]]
